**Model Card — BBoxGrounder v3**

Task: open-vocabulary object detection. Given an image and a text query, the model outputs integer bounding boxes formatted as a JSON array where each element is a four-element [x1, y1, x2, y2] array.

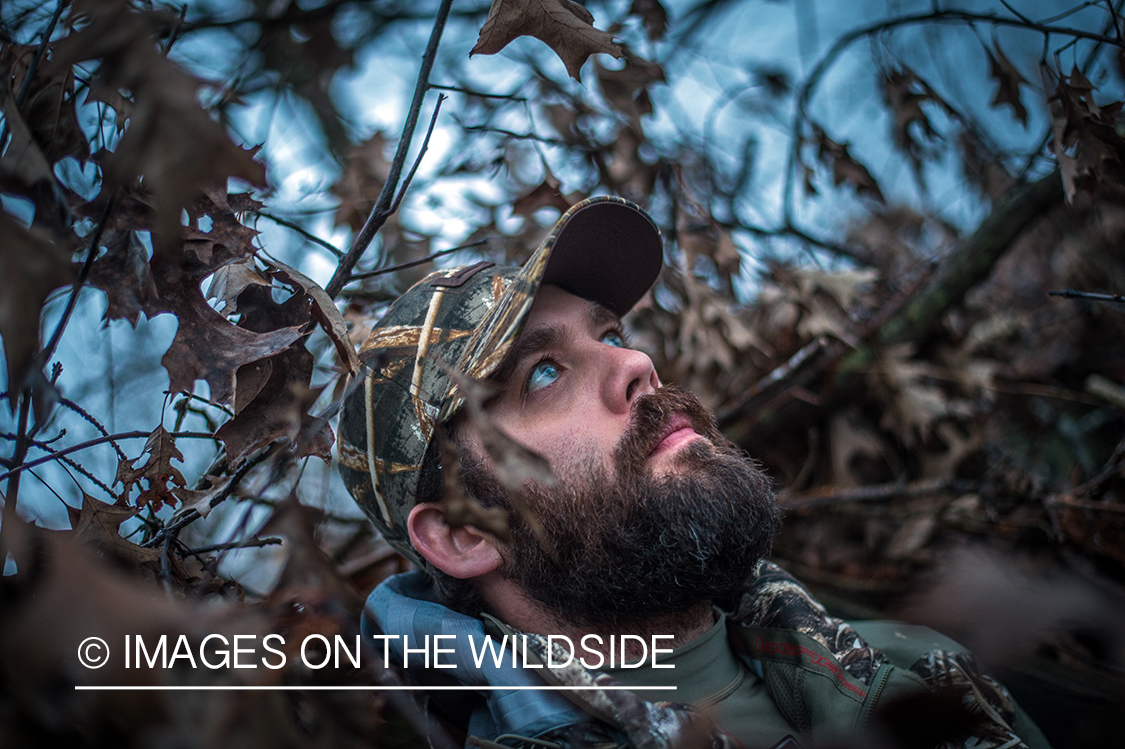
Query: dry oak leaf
[[269, 260, 361, 376], [88, 230, 158, 326], [987, 44, 1029, 126], [67, 491, 161, 568], [0, 43, 89, 163], [117, 426, 188, 511], [471, 0, 622, 80], [814, 126, 884, 202], [215, 286, 332, 467], [50, 2, 266, 248]]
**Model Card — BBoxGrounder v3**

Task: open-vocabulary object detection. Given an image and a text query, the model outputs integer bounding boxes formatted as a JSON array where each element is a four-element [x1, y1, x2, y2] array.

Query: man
[[338, 197, 1048, 748]]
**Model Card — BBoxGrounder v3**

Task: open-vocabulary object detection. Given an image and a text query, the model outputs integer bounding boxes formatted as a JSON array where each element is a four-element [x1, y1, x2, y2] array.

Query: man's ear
[[407, 502, 503, 579]]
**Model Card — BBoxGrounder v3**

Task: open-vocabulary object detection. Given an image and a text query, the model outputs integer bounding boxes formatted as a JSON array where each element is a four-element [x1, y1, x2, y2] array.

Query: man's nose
[[603, 344, 661, 414]]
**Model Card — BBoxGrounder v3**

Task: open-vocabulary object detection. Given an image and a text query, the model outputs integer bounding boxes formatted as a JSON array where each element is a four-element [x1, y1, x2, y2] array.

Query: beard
[[460, 386, 782, 631]]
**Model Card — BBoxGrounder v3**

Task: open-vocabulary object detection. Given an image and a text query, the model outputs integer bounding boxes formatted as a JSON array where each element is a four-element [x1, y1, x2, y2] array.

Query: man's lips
[[648, 415, 700, 458]]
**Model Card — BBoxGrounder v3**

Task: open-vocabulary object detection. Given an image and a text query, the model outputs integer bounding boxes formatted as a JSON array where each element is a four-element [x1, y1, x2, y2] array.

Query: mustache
[[613, 385, 726, 479]]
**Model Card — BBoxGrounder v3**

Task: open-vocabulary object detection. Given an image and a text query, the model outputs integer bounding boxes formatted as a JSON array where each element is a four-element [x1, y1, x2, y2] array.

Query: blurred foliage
[[2, 0, 1125, 747]]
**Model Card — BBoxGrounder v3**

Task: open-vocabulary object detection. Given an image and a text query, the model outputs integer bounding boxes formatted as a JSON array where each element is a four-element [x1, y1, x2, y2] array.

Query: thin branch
[[149, 448, 273, 543], [428, 83, 527, 101], [1049, 288, 1125, 304], [28, 438, 117, 501], [460, 124, 570, 146], [780, 477, 969, 512], [390, 94, 446, 214], [0, 393, 33, 562], [256, 211, 343, 258], [14, 0, 67, 106], [58, 397, 127, 461], [190, 536, 282, 554], [325, 0, 455, 298], [348, 240, 487, 281], [40, 198, 113, 366], [0, 430, 215, 484]]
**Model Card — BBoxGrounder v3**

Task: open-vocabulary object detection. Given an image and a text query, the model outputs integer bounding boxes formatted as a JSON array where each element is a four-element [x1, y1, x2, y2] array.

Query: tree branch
[[325, 0, 455, 297], [0, 430, 215, 484]]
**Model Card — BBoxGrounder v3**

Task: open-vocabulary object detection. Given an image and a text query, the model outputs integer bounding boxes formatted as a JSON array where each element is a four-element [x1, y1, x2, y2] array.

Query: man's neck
[[480, 573, 714, 663]]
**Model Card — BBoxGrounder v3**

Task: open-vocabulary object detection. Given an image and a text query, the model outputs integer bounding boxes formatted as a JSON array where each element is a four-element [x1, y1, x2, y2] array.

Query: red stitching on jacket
[[753, 636, 867, 698]]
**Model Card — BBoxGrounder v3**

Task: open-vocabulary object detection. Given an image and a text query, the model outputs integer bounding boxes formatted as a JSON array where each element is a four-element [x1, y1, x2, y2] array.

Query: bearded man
[[337, 197, 1048, 749]]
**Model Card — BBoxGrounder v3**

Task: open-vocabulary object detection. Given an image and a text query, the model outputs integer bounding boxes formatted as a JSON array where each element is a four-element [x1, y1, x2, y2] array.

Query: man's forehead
[[488, 285, 620, 385]]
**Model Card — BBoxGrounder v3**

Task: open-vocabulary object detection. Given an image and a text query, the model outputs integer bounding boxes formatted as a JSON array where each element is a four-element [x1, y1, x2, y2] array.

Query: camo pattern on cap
[[337, 197, 615, 564]]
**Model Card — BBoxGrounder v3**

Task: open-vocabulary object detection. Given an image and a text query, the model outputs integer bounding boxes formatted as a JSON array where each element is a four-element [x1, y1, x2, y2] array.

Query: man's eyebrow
[[587, 302, 621, 332], [490, 323, 565, 388]]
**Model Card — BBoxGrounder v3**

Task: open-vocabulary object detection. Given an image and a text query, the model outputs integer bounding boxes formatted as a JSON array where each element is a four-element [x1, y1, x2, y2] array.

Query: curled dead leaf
[[471, 0, 622, 80]]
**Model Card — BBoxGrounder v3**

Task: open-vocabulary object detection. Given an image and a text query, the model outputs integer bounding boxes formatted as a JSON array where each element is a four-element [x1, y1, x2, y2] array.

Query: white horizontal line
[[75, 685, 675, 691]]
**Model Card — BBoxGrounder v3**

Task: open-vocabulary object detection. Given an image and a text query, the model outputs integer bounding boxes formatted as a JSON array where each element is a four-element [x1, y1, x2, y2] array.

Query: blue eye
[[601, 331, 625, 348], [527, 361, 560, 392]]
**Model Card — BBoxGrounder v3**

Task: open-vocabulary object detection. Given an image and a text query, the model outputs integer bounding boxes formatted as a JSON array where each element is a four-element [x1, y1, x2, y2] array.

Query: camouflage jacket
[[362, 561, 1050, 749]]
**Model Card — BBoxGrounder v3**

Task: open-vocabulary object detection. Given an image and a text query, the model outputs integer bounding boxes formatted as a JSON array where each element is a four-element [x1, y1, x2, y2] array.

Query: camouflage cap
[[337, 196, 663, 564]]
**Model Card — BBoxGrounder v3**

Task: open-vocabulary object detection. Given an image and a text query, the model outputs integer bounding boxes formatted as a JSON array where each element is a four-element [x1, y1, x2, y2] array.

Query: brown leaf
[[68, 491, 161, 568], [987, 44, 1028, 126], [0, 212, 74, 406], [117, 425, 188, 511], [471, 0, 623, 80], [604, 126, 659, 200], [88, 230, 157, 326], [1048, 67, 1125, 203], [269, 260, 361, 375], [214, 286, 332, 466], [206, 259, 272, 316], [0, 75, 63, 225], [881, 67, 943, 169], [446, 368, 556, 491], [50, 2, 266, 247], [151, 256, 304, 405], [814, 126, 884, 202], [630, 0, 668, 41], [259, 495, 361, 609], [0, 43, 89, 163]]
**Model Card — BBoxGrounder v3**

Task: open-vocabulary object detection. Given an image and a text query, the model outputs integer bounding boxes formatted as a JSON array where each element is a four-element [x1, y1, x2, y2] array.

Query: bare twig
[[780, 477, 968, 512], [429, 83, 526, 101], [41, 198, 114, 366], [28, 438, 117, 501], [0, 430, 215, 484], [148, 448, 274, 543], [256, 211, 343, 258], [348, 240, 487, 281], [57, 397, 128, 461], [190, 536, 282, 554], [1049, 288, 1125, 305], [717, 337, 831, 427], [390, 94, 446, 214], [14, 0, 67, 107], [325, 0, 455, 297]]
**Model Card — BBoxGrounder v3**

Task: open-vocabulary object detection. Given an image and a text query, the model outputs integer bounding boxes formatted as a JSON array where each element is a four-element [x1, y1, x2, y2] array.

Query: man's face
[[481, 284, 693, 480], [458, 284, 781, 629]]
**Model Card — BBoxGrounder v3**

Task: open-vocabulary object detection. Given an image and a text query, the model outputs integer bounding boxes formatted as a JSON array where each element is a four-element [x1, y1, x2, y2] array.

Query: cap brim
[[441, 197, 662, 420]]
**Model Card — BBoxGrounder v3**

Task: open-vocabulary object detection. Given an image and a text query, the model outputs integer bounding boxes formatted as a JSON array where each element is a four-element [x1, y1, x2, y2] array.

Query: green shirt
[[605, 611, 797, 748]]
